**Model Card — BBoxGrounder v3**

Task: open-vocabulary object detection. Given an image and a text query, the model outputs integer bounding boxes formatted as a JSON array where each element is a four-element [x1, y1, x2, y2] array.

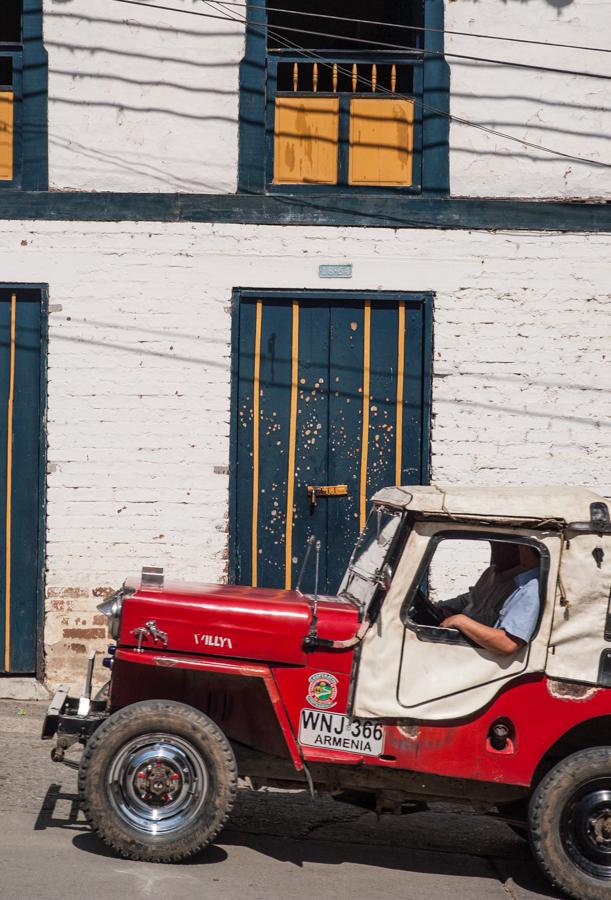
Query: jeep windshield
[[338, 506, 403, 611]]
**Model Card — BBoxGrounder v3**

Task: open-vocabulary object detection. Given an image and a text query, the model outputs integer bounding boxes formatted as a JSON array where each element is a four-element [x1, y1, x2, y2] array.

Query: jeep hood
[[118, 580, 359, 665]]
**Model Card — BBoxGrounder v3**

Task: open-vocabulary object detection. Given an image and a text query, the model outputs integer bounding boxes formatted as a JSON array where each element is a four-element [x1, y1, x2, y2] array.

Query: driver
[[439, 543, 540, 656]]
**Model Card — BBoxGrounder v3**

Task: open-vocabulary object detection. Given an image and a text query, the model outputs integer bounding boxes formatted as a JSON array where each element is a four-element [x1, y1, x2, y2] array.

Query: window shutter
[[349, 98, 414, 187], [273, 96, 339, 185], [0, 92, 13, 181]]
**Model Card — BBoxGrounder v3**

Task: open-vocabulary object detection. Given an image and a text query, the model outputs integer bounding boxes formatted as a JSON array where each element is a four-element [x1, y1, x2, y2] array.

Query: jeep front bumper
[[41, 685, 108, 760]]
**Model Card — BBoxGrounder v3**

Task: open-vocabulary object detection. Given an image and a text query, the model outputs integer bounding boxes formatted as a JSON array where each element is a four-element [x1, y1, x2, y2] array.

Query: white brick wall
[[43, 0, 611, 197], [1, 221, 610, 682], [45, 0, 242, 192], [446, 0, 611, 199]]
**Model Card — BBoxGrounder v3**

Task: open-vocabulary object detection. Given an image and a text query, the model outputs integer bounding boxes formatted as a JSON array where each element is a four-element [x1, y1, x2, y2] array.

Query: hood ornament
[[132, 619, 168, 652]]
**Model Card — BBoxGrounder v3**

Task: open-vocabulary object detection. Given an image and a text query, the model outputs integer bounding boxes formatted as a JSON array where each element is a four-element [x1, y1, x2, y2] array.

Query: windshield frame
[[339, 505, 407, 610]]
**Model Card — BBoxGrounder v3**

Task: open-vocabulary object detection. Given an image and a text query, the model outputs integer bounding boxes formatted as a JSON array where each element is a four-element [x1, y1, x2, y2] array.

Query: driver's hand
[[440, 614, 465, 630]]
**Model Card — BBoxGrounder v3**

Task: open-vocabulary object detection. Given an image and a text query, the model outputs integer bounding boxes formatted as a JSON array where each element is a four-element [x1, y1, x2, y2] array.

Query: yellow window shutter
[[274, 96, 339, 185], [349, 98, 414, 187], [0, 92, 14, 181]]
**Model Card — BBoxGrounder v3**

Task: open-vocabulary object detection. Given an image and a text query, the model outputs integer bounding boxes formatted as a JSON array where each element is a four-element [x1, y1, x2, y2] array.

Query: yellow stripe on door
[[395, 301, 405, 485], [285, 301, 299, 589], [5, 293, 16, 671], [359, 300, 371, 531], [251, 301, 263, 587]]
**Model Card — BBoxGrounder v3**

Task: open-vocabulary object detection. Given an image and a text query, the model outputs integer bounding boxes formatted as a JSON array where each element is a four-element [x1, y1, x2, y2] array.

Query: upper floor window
[[1, 0, 22, 185], [268, 0, 422, 190], [0, 0, 47, 190], [238, 0, 448, 196]]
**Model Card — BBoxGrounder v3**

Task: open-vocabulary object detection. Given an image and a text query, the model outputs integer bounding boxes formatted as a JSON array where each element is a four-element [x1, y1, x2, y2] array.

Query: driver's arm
[[440, 614, 522, 655], [441, 571, 540, 655], [437, 592, 469, 618]]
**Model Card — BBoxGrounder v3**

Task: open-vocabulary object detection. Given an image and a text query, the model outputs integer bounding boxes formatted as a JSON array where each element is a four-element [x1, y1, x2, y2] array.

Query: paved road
[[0, 701, 562, 900]]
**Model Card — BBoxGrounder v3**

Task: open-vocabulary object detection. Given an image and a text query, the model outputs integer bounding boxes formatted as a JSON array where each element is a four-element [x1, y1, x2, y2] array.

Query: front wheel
[[78, 699, 237, 862], [529, 747, 611, 900]]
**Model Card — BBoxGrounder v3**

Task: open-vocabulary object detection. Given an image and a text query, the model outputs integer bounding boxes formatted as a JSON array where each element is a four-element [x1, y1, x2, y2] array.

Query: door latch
[[307, 484, 348, 508]]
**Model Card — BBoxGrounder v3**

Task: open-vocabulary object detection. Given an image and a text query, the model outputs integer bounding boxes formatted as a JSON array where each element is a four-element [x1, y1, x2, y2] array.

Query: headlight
[[97, 588, 124, 640]]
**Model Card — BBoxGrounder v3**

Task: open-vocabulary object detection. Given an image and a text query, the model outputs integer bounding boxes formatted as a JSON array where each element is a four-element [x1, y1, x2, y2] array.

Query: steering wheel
[[412, 588, 445, 626]]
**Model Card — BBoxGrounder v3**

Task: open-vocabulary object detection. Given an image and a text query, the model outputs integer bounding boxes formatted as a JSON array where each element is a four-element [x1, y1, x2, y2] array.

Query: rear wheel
[[78, 699, 237, 862], [529, 747, 611, 900]]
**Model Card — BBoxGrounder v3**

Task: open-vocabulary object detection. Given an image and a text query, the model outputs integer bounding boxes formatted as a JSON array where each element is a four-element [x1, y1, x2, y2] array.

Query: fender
[[113, 647, 304, 770]]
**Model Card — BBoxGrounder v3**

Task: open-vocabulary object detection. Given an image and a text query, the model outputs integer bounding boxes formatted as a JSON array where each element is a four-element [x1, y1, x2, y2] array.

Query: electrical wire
[[206, 0, 611, 170], [204, 0, 611, 56], [260, 20, 611, 83], [106, 0, 611, 82], [99, 0, 611, 169]]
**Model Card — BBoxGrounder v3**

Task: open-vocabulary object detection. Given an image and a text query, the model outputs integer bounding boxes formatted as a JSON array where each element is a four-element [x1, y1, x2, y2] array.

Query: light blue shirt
[[494, 567, 540, 644]]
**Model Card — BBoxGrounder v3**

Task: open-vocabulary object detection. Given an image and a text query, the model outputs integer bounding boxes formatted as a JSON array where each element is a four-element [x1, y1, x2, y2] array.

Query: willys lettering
[[194, 634, 233, 649]]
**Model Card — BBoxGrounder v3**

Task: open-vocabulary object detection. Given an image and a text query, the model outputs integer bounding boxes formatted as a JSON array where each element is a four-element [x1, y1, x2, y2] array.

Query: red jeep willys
[[43, 485, 611, 900]]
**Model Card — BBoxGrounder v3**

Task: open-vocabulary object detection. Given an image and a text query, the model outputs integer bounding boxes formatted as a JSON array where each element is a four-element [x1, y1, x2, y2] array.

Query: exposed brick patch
[[62, 628, 106, 640], [92, 586, 115, 598], [47, 587, 88, 599]]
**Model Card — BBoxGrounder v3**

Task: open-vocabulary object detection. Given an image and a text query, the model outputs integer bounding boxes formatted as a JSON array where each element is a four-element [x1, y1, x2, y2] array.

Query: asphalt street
[[0, 701, 563, 900]]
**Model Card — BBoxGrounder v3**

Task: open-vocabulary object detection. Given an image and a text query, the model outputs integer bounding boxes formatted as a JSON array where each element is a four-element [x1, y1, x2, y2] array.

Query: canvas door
[[353, 524, 560, 721]]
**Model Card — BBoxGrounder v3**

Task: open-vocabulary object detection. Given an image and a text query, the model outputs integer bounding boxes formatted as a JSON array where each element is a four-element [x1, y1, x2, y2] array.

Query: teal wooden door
[[232, 292, 430, 594], [0, 288, 44, 674]]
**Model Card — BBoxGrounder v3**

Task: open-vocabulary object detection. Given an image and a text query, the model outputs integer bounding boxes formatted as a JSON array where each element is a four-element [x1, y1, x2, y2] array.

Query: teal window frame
[[238, 0, 448, 197], [0, 0, 47, 191], [265, 52, 424, 194]]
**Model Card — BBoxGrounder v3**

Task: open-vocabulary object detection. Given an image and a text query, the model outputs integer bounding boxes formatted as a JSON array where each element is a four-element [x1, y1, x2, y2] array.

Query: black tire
[[78, 699, 237, 862], [529, 746, 611, 900]]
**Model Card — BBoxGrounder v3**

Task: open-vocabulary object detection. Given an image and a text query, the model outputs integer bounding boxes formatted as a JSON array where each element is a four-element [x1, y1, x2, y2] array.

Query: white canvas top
[[372, 484, 608, 524]]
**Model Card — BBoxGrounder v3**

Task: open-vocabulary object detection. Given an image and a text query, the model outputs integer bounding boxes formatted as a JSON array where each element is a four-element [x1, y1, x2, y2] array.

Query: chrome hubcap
[[107, 733, 208, 836]]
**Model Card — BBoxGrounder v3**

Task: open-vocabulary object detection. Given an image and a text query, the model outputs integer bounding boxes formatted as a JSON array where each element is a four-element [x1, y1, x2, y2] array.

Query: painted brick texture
[[0, 221, 609, 685], [43, 0, 611, 198]]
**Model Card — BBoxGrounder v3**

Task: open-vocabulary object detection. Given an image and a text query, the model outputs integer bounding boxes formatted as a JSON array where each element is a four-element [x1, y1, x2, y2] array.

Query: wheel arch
[[532, 715, 611, 789], [109, 652, 302, 768]]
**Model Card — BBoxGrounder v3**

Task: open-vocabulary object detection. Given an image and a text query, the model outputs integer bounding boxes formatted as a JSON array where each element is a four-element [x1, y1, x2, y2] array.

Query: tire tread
[[78, 699, 237, 862], [529, 746, 611, 900]]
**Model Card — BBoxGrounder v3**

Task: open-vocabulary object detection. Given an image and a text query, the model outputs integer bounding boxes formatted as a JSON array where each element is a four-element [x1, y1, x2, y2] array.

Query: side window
[[239, 0, 449, 195], [0, 0, 21, 186], [428, 538, 491, 603], [0, 0, 47, 190], [267, 0, 422, 190], [403, 536, 543, 646]]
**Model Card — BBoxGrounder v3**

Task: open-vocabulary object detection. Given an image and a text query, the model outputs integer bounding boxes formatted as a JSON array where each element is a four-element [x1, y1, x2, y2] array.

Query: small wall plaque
[[319, 263, 353, 279]]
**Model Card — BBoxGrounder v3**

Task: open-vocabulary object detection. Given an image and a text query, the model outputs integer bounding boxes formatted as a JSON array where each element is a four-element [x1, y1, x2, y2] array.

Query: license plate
[[299, 708, 385, 756]]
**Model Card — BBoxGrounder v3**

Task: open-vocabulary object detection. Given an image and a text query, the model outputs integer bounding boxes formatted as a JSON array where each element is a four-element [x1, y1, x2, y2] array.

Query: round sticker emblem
[[307, 672, 338, 709]]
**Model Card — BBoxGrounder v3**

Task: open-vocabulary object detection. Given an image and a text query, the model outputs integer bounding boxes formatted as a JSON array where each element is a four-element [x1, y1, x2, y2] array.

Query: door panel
[[256, 300, 292, 589], [353, 524, 560, 722], [292, 302, 330, 590], [233, 293, 429, 594], [0, 289, 43, 674], [397, 631, 529, 709], [327, 301, 366, 588]]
